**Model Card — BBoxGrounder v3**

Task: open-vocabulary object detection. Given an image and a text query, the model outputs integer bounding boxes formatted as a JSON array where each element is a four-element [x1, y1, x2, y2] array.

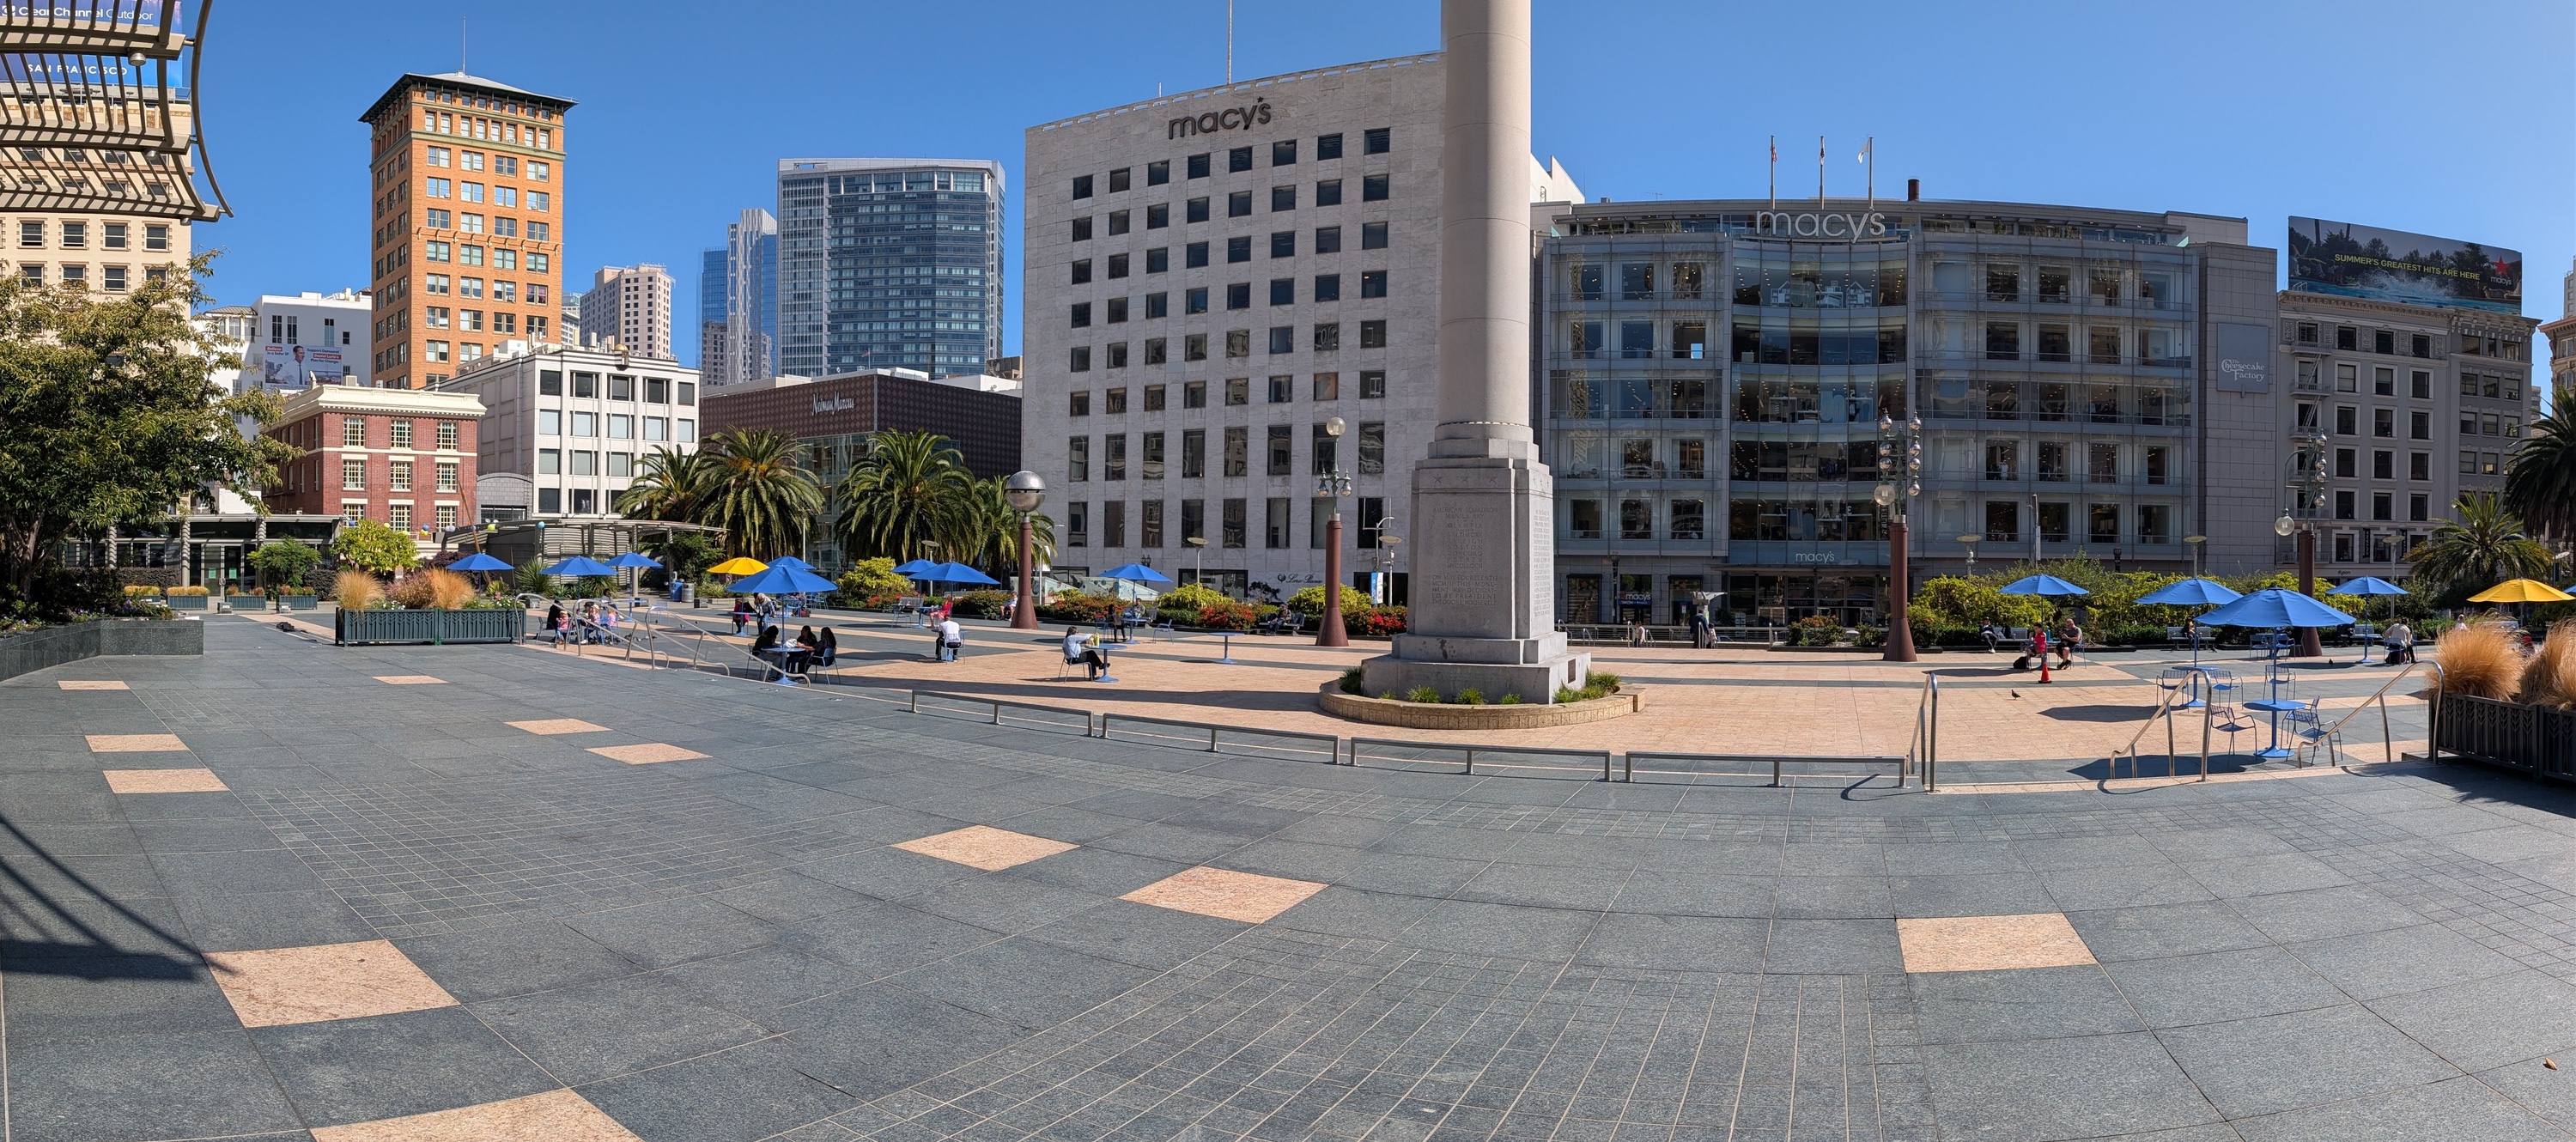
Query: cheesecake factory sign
[[1169, 100, 1274, 139]]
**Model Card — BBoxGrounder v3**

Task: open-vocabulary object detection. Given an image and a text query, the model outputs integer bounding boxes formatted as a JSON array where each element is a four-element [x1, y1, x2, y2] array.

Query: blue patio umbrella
[[2140, 577, 2243, 665], [920, 562, 999, 587], [2329, 577, 2410, 663], [448, 552, 511, 572], [543, 556, 618, 578], [728, 562, 837, 598], [2200, 588, 2354, 630], [890, 558, 938, 577], [764, 556, 814, 572], [1097, 562, 1173, 604], [1998, 574, 2091, 598], [2138, 578, 2241, 607]]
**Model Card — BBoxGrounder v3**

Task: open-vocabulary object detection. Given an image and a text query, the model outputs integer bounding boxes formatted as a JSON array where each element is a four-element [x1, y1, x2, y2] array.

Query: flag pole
[[1768, 135, 1776, 215], [1817, 136, 1825, 208]]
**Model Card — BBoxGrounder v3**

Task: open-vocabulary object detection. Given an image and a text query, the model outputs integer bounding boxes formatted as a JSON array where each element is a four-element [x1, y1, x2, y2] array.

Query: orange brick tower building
[[359, 72, 574, 390]]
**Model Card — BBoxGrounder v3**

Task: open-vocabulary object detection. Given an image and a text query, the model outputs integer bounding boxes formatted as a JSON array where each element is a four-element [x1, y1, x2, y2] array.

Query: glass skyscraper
[[699, 208, 778, 386], [775, 158, 1003, 379]]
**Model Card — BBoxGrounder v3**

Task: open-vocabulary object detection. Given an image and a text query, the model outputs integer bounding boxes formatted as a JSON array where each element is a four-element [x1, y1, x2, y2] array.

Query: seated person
[[1064, 625, 1109, 680], [752, 625, 780, 656], [816, 627, 838, 666]]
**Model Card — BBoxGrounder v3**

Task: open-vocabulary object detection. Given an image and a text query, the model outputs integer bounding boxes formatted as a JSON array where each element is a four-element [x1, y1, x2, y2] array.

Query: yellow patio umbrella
[[2469, 579, 2575, 604], [706, 556, 769, 576]]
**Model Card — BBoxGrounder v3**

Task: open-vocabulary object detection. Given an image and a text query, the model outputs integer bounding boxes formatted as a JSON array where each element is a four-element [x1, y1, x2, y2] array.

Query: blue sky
[[207, 0, 2573, 381]]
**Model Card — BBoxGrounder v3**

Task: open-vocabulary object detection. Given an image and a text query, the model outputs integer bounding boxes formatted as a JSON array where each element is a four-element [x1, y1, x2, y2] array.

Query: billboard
[[2287, 216, 2521, 315], [258, 343, 344, 391]]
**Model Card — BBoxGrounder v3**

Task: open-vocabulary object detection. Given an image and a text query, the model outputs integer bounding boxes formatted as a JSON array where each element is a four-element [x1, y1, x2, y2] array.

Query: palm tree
[[698, 428, 822, 558], [959, 474, 1058, 571], [2505, 385, 2576, 546], [2408, 491, 2556, 598], [833, 429, 975, 562], [614, 446, 719, 521]]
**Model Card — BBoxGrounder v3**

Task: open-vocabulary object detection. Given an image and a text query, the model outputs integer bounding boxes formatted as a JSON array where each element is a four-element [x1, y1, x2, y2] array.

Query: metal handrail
[[2300, 659, 2424, 768], [1623, 751, 1905, 786], [910, 690, 1097, 735], [1346, 737, 1613, 778], [1913, 674, 1941, 790], [1098, 713, 1342, 762], [2111, 673, 2192, 779]]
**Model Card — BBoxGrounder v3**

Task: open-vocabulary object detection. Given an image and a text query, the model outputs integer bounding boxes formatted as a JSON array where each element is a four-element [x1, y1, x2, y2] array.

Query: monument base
[[1358, 645, 1593, 705]]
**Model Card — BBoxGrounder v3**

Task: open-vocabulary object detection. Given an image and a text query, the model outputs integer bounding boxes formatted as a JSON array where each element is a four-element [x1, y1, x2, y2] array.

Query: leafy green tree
[[246, 540, 319, 603], [615, 446, 720, 522], [833, 429, 975, 563], [2504, 385, 2576, 546], [835, 556, 914, 601], [0, 259, 294, 606], [331, 518, 420, 574], [2408, 492, 2555, 602], [699, 429, 822, 558], [637, 529, 721, 585]]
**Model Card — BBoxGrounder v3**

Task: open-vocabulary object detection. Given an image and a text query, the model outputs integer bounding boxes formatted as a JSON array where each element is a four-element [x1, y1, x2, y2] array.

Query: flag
[[1857, 139, 1871, 163]]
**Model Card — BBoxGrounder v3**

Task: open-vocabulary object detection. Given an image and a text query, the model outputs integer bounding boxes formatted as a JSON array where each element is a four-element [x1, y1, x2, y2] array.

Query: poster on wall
[[258, 343, 344, 390], [2287, 216, 2521, 314]]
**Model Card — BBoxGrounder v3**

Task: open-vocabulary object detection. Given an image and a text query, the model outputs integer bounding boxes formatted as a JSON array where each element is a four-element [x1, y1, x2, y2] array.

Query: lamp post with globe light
[[1876, 412, 1923, 661], [1005, 471, 1045, 630], [1315, 417, 1352, 647]]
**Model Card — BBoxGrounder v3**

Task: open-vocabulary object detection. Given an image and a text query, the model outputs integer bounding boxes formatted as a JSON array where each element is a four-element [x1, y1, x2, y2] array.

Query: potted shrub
[[283, 586, 319, 610]]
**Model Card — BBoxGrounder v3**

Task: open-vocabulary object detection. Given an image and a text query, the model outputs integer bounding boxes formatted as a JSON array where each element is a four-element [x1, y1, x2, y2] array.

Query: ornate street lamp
[[1315, 417, 1352, 647], [2278, 433, 2329, 657], [1004, 471, 1045, 629], [1876, 412, 1923, 661]]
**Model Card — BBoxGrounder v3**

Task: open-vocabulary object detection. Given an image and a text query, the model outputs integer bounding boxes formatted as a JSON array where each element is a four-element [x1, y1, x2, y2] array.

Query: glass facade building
[[776, 158, 1003, 380], [699, 207, 778, 386], [1540, 197, 2272, 627]]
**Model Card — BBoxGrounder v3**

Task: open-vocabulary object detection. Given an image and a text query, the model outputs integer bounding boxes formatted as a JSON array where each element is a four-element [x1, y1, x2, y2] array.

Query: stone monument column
[[1360, 0, 1591, 703]]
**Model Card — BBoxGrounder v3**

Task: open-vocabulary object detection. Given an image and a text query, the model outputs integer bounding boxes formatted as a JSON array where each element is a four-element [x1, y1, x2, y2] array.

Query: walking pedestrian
[[731, 594, 750, 636]]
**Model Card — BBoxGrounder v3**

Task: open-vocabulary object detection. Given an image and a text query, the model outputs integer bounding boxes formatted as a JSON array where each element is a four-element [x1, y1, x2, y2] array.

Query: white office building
[[1020, 52, 1579, 598], [578, 263, 673, 359], [238, 289, 374, 392], [434, 343, 702, 519]]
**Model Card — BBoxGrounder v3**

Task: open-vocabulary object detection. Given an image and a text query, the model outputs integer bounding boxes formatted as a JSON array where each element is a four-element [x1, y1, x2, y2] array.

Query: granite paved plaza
[[5, 619, 2575, 1141]]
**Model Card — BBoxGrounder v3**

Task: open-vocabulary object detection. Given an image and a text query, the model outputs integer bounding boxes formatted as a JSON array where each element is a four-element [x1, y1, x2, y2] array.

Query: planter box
[[0, 617, 202, 682], [162, 595, 207, 610], [337, 608, 524, 646], [2438, 692, 2576, 781], [288, 596, 318, 610]]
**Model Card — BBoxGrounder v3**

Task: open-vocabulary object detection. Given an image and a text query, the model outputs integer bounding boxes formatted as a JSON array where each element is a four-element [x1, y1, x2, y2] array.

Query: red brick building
[[264, 386, 486, 546]]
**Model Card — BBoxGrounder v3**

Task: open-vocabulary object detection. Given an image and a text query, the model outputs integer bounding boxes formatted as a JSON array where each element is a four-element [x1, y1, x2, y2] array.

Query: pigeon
[[2010, 689, 2022, 699]]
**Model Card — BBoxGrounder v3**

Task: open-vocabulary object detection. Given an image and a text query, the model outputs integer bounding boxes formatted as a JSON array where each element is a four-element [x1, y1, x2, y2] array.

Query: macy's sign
[[1754, 210, 1891, 240]]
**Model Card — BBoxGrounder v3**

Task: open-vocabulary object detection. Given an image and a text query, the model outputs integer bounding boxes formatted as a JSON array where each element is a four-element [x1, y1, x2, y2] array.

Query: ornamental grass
[[333, 570, 383, 612], [2518, 620, 2576, 711], [2424, 618, 2520, 702], [423, 568, 477, 610]]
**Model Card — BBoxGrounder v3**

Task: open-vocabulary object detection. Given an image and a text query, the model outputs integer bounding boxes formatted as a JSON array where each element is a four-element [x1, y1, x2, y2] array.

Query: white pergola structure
[[0, 0, 225, 222]]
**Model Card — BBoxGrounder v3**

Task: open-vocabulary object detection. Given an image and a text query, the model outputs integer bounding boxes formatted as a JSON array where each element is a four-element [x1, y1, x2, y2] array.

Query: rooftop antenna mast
[[1225, 0, 1234, 83], [459, 17, 466, 72]]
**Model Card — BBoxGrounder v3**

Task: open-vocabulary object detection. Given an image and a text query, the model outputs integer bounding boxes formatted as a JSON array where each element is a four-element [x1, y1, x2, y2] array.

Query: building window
[[1267, 375, 1294, 404], [342, 458, 367, 489], [1360, 270, 1388, 299], [1229, 146, 1254, 173], [143, 225, 169, 252], [1103, 501, 1126, 547], [1069, 436, 1090, 481], [1182, 428, 1205, 477], [1108, 210, 1130, 235], [391, 419, 414, 448], [1362, 173, 1389, 201], [1147, 160, 1170, 185], [1267, 425, 1292, 474], [342, 416, 367, 446], [1358, 422, 1384, 474], [1359, 320, 1387, 349], [1272, 185, 1297, 212], [1187, 197, 1209, 224], [389, 504, 412, 531], [1066, 501, 1089, 546], [1317, 133, 1345, 160], [1104, 434, 1127, 480], [1359, 370, 1386, 398], [436, 461, 459, 492], [1072, 216, 1092, 241], [1228, 191, 1252, 218], [1268, 326, 1294, 354], [1360, 222, 1388, 250], [390, 460, 414, 491], [538, 448, 560, 475], [1072, 173, 1093, 199], [1266, 497, 1291, 548], [1226, 329, 1251, 358], [1070, 346, 1091, 372], [1364, 127, 1391, 154], [1071, 259, 1091, 285], [1105, 387, 1128, 415]]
